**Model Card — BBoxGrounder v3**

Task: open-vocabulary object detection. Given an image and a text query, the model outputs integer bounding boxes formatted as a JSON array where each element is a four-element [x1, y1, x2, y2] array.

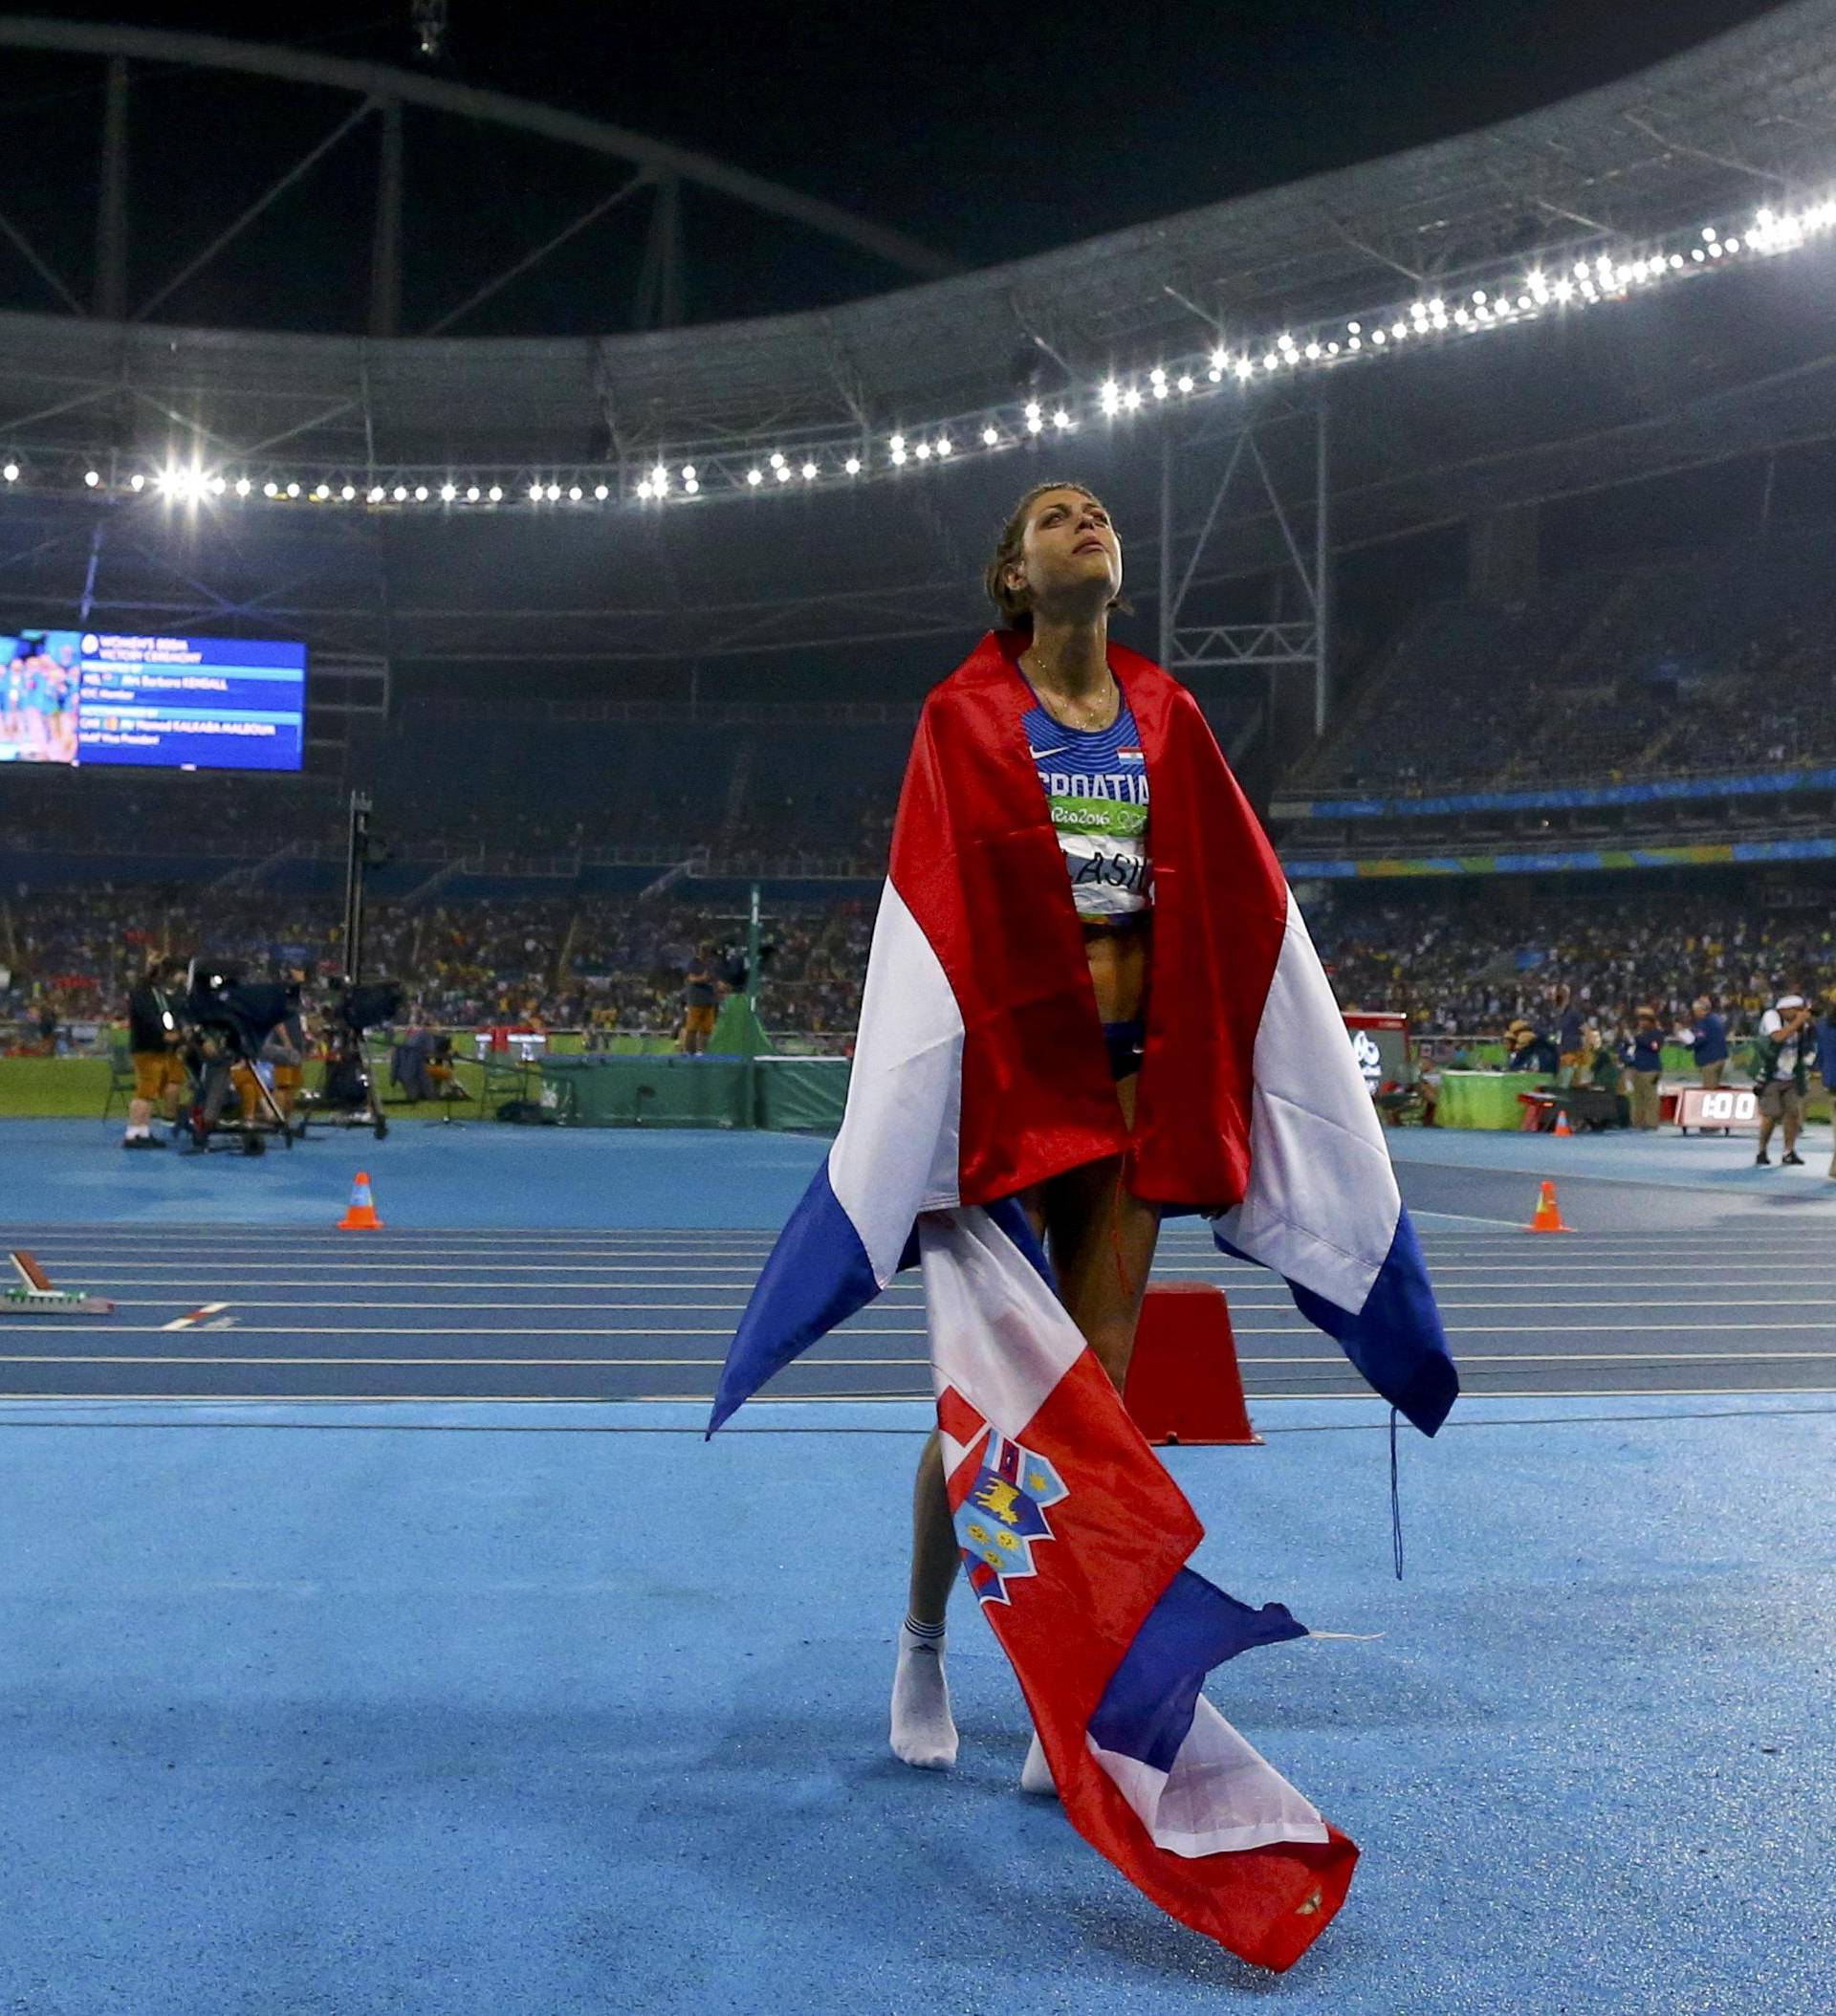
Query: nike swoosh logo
[[1029, 745, 1069, 759]]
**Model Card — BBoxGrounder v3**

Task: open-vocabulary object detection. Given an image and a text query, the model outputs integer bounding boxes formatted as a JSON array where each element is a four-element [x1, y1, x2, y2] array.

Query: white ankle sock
[[889, 1618, 957, 1770], [1020, 1729, 1058, 1797]]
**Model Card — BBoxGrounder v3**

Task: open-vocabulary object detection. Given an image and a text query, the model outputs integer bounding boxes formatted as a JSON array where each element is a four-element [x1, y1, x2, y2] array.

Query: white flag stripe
[[1090, 1697, 1327, 1857], [1213, 893, 1401, 1315], [826, 879, 964, 1286], [918, 1208, 1082, 1441]]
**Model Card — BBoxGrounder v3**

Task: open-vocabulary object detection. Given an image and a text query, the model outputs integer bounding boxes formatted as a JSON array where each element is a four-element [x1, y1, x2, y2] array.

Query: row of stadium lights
[[2, 201, 1830, 512]]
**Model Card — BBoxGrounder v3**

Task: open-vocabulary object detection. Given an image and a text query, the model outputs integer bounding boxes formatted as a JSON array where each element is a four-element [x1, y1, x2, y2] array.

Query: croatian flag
[[709, 640, 1456, 1969]]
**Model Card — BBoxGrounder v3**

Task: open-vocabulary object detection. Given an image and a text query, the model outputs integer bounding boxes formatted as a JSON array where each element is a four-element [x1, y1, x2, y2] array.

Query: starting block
[[1124, 1281, 1260, 1446], [5, 1250, 115, 1316]]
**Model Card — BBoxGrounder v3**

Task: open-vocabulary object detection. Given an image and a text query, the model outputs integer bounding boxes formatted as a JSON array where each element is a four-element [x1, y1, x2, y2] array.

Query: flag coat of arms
[[710, 629, 1457, 1972]]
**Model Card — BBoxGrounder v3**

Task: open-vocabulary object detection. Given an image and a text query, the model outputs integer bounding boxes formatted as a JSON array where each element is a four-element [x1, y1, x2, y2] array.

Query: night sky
[[0, 0, 1792, 334]]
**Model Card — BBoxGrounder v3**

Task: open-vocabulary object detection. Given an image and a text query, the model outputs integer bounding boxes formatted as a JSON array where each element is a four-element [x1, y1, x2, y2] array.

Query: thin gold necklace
[[1023, 648, 1116, 730]]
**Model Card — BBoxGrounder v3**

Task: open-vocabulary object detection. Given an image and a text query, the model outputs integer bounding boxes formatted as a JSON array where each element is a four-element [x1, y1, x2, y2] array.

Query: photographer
[[1753, 992, 1815, 1168], [123, 955, 187, 1150]]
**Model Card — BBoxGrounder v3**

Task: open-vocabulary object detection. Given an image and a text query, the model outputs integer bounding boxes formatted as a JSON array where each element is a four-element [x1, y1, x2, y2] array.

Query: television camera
[[178, 964, 304, 1155]]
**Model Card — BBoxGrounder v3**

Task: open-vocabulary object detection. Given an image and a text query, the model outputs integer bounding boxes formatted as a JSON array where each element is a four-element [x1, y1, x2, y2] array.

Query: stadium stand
[[1293, 534, 1836, 799]]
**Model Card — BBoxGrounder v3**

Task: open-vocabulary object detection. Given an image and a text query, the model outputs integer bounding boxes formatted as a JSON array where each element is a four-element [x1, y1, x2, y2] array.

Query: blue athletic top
[[1020, 681, 1152, 920]]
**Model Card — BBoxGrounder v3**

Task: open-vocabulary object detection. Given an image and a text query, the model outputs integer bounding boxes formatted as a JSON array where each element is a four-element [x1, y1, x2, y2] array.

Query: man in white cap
[[1752, 993, 1815, 1167]]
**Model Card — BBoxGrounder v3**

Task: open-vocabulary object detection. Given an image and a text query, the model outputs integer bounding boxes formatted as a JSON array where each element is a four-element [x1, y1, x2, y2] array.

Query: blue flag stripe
[[1214, 1204, 1457, 1437], [1088, 1567, 1309, 1773], [708, 1159, 881, 1435]]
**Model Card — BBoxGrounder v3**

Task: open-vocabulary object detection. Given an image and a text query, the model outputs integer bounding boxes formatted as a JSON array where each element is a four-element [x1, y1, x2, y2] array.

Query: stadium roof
[[5, 1, 1836, 662]]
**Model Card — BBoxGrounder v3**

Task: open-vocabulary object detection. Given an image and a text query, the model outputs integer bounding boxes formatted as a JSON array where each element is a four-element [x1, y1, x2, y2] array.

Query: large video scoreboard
[[1, 626, 306, 772]]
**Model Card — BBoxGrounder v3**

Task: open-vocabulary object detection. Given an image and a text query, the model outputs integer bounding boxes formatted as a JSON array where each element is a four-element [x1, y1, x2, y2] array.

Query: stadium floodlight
[[487, 485, 503, 502], [131, 472, 147, 491], [684, 476, 700, 493], [208, 474, 226, 494], [409, 484, 426, 501], [313, 483, 330, 500], [368, 485, 385, 502], [235, 476, 252, 495], [568, 484, 582, 500], [439, 482, 456, 501], [285, 481, 301, 498], [31, 196, 1836, 515], [342, 484, 357, 500], [262, 480, 277, 496], [528, 483, 543, 500], [1, 463, 15, 482], [468, 485, 481, 501]]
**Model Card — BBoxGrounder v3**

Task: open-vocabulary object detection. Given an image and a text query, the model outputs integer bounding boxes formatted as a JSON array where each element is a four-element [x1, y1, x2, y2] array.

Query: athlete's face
[[1009, 489, 1122, 616]]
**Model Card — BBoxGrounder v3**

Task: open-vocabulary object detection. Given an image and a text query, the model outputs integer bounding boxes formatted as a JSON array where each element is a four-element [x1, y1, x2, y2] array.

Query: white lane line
[[8, 1319, 1836, 1340], [2, 1385, 1828, 1407], [21, 1225, 1828, 1244], [0, 1262, 773, 1275], [2, 1349, 1833, 1370], [40, 1268, 1836, 1294], [82, 1295, 1836, 1315]]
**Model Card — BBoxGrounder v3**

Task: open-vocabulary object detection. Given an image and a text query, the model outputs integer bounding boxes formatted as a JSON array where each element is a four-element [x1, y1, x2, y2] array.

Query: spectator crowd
[[1316, 891, 1836, 1045], [0, 887, 875, 1052]]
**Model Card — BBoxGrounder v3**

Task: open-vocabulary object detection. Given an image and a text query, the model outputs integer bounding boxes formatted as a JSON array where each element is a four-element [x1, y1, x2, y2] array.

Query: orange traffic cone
[[1553, 1107, 1573, 1137], [1525, 1179, 1571, 1234], [338, 1171, 384, 1231]]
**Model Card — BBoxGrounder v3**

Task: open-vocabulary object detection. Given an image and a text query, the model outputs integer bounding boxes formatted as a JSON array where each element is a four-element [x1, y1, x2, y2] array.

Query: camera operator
[[262, 965, 312, 1127], [122, 954, 187, 1150]]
